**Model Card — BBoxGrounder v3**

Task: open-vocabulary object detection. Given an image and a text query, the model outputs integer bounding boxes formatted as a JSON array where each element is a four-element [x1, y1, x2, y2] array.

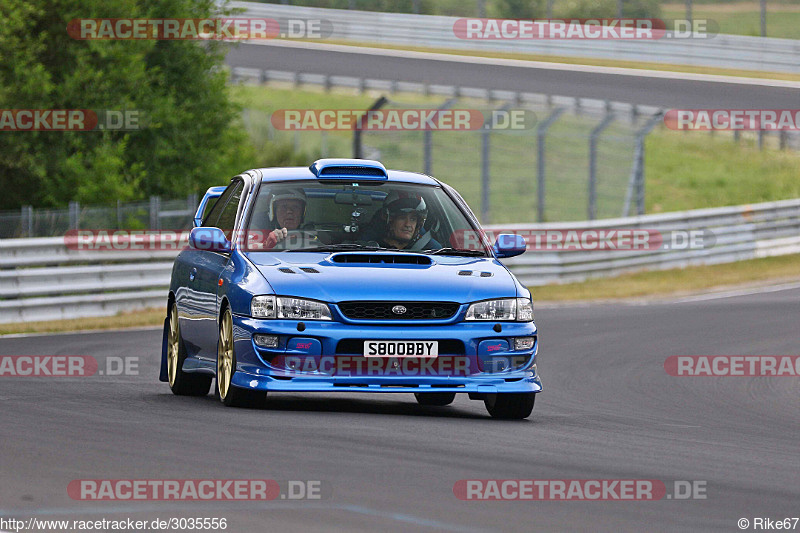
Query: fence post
[[588, 113, 615, 220], [636, 113, 662, 216], [779, 130, 787, 150], [21, 205, 33, 238], [481, 125, 491, 224], [424, 98, 456, 176], [536, 107, 566, 222], [68, 201, 80, 231], [758, 129, 764, 150], [623, 112, 663, 217], [321, 131, 328, 157], [353, 96, 387, 159], [149, 196, 160, 230]]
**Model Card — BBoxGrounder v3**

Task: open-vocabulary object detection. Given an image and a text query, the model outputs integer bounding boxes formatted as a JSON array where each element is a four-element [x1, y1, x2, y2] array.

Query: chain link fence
[[0, 195, 198, 239]]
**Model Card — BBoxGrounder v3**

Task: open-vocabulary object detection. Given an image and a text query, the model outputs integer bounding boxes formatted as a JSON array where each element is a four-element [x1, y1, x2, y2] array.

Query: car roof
[[255, 167, 440, 186]]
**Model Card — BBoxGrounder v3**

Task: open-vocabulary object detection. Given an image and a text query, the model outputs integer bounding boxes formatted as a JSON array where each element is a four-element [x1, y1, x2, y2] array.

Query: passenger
[[377, 191, 441, 250]]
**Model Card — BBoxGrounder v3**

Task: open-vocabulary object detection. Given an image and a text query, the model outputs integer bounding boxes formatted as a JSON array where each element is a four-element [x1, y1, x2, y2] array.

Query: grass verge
[[532, 253, 800, 301], [662, 3, 800, 39], [0, 309, 164, 336], [231, 85, 800, 222]]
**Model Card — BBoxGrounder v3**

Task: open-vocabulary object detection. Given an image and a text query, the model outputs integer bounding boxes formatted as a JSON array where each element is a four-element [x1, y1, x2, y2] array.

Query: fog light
[[514, 337, 536, 350], [254, 334, 279, 348]]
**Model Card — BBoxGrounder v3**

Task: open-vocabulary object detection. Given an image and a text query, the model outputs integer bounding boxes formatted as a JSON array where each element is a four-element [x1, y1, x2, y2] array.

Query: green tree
[[0, 0, 259, 209], [491, 0, 546, 19]]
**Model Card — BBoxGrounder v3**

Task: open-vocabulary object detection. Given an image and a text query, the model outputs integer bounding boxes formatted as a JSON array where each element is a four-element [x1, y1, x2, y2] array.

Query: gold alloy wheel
[[167, 304, 179, 387], [217, 309, 234, 401]]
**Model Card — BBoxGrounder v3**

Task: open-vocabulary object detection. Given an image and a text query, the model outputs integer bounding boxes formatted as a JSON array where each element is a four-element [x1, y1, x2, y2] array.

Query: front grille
[[338, 301, 459, 320], [336, 339, 465, 355]]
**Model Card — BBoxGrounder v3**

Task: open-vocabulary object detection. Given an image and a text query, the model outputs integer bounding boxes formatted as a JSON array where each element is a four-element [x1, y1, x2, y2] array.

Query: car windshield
[[244, 180, 488, 255]]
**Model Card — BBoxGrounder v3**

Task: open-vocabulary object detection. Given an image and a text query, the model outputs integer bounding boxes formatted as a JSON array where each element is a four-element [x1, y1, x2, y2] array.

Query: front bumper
[[224, 314, 543, 394]]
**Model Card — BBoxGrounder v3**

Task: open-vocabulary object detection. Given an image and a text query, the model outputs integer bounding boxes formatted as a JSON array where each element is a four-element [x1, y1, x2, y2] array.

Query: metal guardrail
[[500, 198, 800, 285], [230, 66, 665, 122], [233, 2, 800, 74], [1, 199, 799, 323]]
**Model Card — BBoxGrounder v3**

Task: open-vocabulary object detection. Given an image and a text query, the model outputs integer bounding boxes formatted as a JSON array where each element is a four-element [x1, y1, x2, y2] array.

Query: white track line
[[242, 39, 800, 88], [673, 281, 800, 303], [0, 325, 161, 339]]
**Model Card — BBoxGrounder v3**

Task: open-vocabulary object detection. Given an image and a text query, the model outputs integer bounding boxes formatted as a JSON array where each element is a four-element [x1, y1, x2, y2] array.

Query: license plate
[[363, 340, 438, 358]]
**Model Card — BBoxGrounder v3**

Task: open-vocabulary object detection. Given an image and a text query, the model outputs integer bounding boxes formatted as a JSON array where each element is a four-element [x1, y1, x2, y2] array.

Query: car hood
[[245, 251, 518, 303]]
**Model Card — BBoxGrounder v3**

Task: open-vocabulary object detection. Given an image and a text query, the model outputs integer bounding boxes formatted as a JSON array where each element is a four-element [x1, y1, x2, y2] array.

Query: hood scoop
[[458, 270, 493, 277], [329, 253, 432, 265]]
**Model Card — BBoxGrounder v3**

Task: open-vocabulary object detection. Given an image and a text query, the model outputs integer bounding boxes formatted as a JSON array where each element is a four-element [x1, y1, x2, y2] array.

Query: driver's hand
[[272, 227, 288, 243]]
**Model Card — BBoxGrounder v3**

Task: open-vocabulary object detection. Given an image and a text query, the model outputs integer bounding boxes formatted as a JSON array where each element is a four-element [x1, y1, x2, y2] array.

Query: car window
[[245, 180, 487, 254], [204, 180, 243, 240]]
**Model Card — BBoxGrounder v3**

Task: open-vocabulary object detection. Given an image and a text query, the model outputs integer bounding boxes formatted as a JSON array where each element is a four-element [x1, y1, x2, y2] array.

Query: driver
[[377, 191, 441, 250], [263, 188, 307, 249]]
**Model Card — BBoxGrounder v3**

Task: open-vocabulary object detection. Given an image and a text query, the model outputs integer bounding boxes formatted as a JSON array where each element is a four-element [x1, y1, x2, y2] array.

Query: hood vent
[[278, 267, 296, 274], [458, 270, 472, 276], [330, 253, 432, 265], [300, 267, 320, 273]]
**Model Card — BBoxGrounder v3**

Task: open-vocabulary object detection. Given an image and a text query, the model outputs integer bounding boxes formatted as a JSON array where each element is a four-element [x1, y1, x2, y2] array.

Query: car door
[[178, 179, 244, 360]]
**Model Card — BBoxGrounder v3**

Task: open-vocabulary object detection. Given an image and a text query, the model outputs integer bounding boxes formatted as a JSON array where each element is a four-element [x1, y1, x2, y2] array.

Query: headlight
[[465, 298, 534, 322], [516, 297, 534, 322], [251, 295, 276, 318], [251, 295, 331, 320]]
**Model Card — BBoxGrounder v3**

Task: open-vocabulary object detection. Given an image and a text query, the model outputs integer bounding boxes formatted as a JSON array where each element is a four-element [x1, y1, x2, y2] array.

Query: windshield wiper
[[426, 248, 487, 257], [286, 243, 395, 252]]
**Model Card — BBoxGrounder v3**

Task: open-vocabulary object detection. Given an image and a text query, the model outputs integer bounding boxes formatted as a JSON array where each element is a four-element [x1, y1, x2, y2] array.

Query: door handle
[[189, 267, 197, 281]]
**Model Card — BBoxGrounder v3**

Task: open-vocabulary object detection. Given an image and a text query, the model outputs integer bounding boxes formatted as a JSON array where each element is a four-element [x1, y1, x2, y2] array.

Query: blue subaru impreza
[[159, 159, 541, 419]]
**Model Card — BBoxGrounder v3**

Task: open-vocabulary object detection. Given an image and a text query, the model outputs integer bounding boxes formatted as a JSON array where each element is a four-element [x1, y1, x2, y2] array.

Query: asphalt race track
[[225, 42, 800, 109], [1, 288, 798, 532]]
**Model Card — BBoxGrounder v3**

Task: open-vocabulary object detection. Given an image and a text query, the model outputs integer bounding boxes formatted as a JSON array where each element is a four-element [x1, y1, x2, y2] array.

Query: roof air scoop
[[309, 158, 388, 180]]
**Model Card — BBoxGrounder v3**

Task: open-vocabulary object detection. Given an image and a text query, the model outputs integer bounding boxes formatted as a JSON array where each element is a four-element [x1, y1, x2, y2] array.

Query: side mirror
[[493, 233, 527, 258], [189, 227, 231, 253]]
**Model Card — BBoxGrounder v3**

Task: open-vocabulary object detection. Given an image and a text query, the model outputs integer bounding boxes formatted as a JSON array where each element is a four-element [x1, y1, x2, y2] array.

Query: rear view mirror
[[334, 192, 372, 205]]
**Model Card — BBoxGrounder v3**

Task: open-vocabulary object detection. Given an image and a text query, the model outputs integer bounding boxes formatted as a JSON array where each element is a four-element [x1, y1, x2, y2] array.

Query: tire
[[166, 302, 212, 396], [484, 393, 536, 420], [216, 308, 266, 408], [414, 392, 456, 406]]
